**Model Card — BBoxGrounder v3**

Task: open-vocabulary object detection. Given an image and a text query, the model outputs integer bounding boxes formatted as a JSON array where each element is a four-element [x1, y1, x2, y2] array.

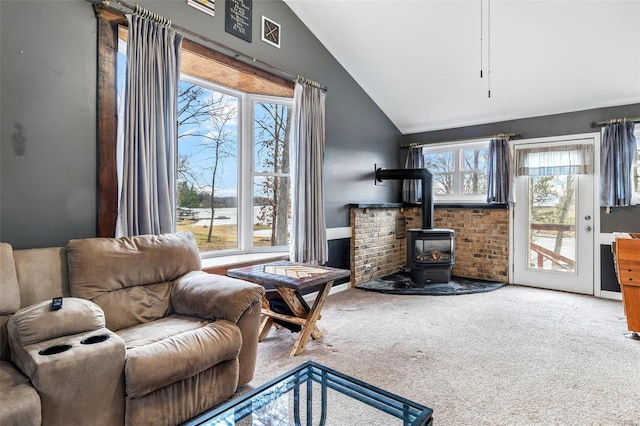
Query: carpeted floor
[[243, 285, 640, 425], [356, 272, 507, 295]]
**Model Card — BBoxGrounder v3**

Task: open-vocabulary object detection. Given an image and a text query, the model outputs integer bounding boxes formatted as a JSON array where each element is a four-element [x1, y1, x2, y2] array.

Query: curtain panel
[[486, 137, 512, 203], [290, 82, 328, 265], [515, 144, 593, 176], [402, 147, 424, 203], [116, 15, 183, 237], [600, 122, 637, 207]]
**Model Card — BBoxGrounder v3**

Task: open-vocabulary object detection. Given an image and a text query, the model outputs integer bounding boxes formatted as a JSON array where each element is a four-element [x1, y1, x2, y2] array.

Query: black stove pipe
[[375, 168, 433, 230]]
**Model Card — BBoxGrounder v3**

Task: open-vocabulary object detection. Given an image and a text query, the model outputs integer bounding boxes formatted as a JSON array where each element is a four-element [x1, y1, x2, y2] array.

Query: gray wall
[[403, 104, 640, 232], [0, 0, 401, 249]]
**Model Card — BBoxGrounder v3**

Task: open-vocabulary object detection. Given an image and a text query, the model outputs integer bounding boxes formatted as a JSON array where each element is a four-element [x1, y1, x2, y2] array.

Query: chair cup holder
[[39, 344, 72, 356], [81, 334, 110, 345]]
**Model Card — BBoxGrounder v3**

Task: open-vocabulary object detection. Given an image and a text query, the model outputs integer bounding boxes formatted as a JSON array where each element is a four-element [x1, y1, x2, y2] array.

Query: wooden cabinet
[[612, 233, 640, 334]]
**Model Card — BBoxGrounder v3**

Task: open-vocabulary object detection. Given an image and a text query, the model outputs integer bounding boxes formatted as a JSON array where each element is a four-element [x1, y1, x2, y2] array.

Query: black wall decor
[[225, 0, 252, 42]]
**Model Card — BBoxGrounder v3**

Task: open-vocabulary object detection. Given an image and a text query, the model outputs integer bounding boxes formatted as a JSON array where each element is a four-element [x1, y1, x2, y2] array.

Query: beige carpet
[[246, 285, 640, 425]]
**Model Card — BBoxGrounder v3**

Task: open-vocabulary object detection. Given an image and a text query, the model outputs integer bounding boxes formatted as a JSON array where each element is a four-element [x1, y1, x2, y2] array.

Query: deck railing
[[529, 223, 575, 271]]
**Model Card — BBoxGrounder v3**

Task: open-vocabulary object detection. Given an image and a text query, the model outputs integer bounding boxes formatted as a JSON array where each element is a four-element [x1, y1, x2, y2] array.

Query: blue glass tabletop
[[183, 361, 433, 426]]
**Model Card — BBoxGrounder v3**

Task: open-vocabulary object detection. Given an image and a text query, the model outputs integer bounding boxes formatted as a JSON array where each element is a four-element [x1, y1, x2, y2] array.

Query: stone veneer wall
[[351, 205, 510, 286]]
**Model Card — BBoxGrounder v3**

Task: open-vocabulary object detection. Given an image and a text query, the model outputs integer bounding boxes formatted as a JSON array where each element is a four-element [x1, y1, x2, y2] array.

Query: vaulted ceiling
[[284, 0, 640, 134]]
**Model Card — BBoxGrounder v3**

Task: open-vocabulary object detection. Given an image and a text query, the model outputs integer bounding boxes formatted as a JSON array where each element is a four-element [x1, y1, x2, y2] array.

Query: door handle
[[584, 226, 592, 232], [584, 215, 591, 221]]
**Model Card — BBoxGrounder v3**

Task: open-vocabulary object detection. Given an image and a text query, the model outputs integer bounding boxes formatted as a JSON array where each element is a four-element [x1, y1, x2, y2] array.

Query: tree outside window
[[422, 141, 488, 201], [175, 77, 293, 254]]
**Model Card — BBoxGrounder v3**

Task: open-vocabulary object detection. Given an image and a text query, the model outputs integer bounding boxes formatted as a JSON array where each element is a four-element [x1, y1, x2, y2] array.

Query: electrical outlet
[[364, 264, 372, 272]]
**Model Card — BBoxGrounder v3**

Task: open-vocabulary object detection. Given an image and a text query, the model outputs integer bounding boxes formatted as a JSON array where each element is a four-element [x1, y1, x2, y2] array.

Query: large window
[[174, 77, 292, 255], [422, 140, 489, 202], [110, 17, 294, 256]]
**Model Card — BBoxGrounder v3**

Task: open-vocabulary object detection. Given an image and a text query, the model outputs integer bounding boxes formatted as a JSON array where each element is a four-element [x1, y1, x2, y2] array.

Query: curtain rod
[[589, 117, 640, 127], [87, 0, 327, 92], [401, 132, 520, 149]]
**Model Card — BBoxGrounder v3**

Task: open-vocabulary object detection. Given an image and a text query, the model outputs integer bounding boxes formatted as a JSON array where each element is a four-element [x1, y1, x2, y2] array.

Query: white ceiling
[[284, 0, 640, 134]]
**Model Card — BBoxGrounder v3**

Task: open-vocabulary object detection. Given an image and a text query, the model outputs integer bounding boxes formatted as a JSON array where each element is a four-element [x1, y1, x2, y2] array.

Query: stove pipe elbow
[[375, 167, 433, 230]]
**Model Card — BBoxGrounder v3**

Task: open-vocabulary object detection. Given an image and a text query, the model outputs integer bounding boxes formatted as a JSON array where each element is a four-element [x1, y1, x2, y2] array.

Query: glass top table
[[183, 361, 433, 426]]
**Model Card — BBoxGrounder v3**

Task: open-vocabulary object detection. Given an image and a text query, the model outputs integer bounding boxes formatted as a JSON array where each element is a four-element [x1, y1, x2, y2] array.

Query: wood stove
[[375, 167, 455, 284], [408, 228, 455, 284]]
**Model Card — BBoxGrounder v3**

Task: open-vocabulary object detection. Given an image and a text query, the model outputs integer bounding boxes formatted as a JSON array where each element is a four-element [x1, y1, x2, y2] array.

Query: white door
[[512, 137, 594, 294]]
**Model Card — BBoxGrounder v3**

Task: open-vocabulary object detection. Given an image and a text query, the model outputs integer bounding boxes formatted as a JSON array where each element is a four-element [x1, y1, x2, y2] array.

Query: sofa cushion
[[0, 243, 20, 315], [119, 315, 241, 399], [13, 247, 70, 308], [92, 282, 172, 332], [66, 232, 201, 300], [8, 298, 104, 347], [66, 233, 202, 330], [0, 361, 41, 426]]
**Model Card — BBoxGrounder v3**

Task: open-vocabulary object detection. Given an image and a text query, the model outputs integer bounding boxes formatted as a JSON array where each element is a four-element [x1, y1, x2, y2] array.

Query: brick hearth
[[350, 205, 509, 286]]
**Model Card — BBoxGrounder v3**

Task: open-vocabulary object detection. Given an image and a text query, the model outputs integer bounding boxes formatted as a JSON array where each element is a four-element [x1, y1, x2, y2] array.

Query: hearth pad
[[356, 272, 507, 295]]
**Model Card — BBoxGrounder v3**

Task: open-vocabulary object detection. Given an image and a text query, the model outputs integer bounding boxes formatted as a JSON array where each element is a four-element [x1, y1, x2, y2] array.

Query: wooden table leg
[[275, 287, 322, 339], [289, 280, 334, 357], [258, 316, 274, 341]]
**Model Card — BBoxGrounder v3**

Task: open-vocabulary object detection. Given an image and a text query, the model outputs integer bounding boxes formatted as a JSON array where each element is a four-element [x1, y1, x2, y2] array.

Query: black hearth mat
[[356, 272, 507, 295]]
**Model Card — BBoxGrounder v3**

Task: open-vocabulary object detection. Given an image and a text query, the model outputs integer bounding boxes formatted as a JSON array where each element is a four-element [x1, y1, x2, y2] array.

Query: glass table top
[[183, 361, 433, 426]]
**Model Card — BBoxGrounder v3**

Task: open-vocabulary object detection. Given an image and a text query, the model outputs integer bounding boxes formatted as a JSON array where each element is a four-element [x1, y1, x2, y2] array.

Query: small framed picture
[[187, 0, 215, 17], [261, 16, 281, 48]]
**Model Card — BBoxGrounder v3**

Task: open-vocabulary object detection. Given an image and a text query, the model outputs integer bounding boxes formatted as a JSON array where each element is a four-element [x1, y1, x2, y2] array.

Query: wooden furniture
[[612, 233, 640, 339], [228, 261, 350, 356]]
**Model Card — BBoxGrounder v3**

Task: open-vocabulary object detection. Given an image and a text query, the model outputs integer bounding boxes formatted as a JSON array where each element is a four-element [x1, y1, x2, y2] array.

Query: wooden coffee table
[[227, 261, 350, 356]]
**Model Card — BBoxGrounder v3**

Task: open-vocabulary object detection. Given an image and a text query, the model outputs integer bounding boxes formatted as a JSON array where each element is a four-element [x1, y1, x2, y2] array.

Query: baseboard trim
[[598, 290, 623, 301]]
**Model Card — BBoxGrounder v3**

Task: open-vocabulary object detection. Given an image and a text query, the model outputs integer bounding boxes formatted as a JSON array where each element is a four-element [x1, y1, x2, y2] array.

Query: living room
[[1, 0, 639, 425]]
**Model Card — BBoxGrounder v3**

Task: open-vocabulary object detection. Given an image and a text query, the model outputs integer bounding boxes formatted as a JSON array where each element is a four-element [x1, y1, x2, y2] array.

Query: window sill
[[201, 252, 289, 275]]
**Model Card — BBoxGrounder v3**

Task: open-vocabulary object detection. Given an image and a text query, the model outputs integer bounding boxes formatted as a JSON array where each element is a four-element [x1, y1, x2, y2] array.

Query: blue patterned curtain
[[486, 137, 512, 203], [402, 147, 424, 203], [600, 122, 636, 207]]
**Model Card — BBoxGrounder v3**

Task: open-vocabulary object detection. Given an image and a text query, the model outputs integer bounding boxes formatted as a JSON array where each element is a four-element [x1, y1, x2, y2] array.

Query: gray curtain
[[600, 122, 637, 207], [290, 81, 328, 265], [402, 147, 424, 203], [486, 137, 511, 203], [116, 15, 183, 237]]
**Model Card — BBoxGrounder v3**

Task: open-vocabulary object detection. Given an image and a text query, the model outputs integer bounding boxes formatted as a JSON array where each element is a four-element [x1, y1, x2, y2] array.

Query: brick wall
[[350, 206, 509, 285]]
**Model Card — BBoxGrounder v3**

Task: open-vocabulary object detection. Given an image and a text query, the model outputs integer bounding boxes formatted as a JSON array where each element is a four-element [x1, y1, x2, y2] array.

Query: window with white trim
[[116, 36, 293, 257], [422, 140, 490, 202]]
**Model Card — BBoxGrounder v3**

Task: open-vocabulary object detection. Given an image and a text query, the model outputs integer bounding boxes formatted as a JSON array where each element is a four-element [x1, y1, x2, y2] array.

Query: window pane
[[463, 173, 487, 195], [527, 175, 577, 274], [254, 176, 291, 247], [424, 151, 453, 173], [463, 147, 488, 171], [176, 81, 239, 253], [433, 174, 453, 195], [254, 102, 291, 173]]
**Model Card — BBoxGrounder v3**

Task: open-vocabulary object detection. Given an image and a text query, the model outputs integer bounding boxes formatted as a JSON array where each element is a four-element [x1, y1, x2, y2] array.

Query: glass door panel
[[527, 174, 577, 274]]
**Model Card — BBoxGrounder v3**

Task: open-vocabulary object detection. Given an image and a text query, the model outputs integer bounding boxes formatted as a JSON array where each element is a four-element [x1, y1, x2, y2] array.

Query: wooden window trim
[[95, 5, 294, 237]]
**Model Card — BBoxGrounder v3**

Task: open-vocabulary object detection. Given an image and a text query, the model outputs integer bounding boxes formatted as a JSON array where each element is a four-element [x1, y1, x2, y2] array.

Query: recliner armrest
[[8, 298, 104, 347], [171, 271, 265, 323]]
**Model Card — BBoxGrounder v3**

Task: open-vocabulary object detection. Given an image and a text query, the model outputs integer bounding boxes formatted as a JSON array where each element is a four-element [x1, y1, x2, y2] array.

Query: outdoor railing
[[529, 223, 575, 271]]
